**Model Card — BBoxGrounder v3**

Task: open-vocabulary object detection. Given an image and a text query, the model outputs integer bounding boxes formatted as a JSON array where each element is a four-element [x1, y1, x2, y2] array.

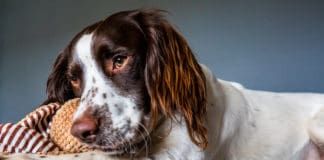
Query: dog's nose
[[71, 114, 98, 143]]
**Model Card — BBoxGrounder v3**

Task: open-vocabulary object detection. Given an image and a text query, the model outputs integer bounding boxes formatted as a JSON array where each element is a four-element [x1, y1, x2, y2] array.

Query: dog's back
[[211, 75, 324, 160]]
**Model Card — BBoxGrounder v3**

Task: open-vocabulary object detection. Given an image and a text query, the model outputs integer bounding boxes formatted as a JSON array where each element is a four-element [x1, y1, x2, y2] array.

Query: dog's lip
[[98, 146, 124, 153], [90, 136, 149, 154], [89, 141, 126, 151]]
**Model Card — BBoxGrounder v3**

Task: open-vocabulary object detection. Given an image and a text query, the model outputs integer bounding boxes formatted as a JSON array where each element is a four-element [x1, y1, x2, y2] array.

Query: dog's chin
[[93, 145, 127, 155], [89, 136, 149, 155]]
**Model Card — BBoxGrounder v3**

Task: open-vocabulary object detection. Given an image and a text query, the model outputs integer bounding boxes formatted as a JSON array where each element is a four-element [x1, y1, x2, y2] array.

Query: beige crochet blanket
[[0, 103, 124, 159]]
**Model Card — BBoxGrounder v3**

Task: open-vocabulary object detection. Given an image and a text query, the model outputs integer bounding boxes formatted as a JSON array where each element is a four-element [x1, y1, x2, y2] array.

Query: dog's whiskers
[[135, 122, 151, 158]]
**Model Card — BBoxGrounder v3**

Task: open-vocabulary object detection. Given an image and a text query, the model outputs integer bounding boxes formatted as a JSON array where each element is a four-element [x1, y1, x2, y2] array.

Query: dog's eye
[[113, 55, 127, 69], [70, 75, 78, 81], [70, 78, 80, 89], [67, 74, 79, 83]]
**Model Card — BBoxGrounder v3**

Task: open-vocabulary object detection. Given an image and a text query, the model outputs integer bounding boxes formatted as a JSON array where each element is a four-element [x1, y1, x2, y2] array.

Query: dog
[[18, 9, 324, 160]]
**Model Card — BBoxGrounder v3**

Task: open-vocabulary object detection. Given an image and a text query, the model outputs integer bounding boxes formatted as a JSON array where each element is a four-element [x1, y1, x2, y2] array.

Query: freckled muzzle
[[71, 100, 147, 154], [67, 31, 151, 154]]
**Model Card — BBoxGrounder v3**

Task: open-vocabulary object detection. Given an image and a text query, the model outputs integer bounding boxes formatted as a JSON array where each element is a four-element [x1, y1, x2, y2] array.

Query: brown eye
[[67, 74, 79, 85], [113, 55, 127, 69], [71, 79, 80, 86], [69, 75, 77, 81], [71, 77, 79, 84]]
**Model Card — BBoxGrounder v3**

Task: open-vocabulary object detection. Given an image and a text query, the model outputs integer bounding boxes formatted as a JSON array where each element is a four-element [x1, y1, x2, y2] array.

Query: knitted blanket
[[0, 102, 130, 160], [0, 103, 61, 154], [0, 103, 147, 159]]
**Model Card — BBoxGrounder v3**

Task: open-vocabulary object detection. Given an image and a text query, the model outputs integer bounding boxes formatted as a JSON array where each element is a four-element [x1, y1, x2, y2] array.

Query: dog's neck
[[135, 65, 252, 159], [200, 64, 253, 158], [142, 65, 235, 158]]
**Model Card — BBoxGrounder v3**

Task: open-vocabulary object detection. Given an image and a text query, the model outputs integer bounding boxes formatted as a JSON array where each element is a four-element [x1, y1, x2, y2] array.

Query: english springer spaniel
[[42, 9, 324, 160]]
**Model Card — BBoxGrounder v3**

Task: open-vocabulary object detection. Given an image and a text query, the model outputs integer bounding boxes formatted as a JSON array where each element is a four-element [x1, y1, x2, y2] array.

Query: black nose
[[71, 114, 98, 143]]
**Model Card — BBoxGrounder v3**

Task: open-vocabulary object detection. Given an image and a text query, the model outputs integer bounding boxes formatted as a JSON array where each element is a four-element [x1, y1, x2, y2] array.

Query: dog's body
[[165, 65, 324, 160], [3, 9, 324, 160], [141, 64, 324, 160]]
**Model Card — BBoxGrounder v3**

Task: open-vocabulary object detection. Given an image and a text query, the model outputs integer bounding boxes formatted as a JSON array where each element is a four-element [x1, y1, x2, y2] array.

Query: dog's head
[[45, 9, 207, 154]]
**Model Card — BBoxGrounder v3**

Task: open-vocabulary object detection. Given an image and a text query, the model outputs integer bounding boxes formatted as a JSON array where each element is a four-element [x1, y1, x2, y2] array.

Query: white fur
[[73, 34, 142, 133]]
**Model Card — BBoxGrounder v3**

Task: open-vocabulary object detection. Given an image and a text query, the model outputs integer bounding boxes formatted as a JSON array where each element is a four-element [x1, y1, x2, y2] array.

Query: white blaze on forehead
[[73, 33, 95, 119], [72, 33, 142, 130]]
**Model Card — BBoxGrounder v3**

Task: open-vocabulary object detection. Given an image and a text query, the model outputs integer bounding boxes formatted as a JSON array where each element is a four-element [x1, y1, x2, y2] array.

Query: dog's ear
[[134, 10, 208, 149], [42, 22, 101, 105], [43, 48, 74, 105]]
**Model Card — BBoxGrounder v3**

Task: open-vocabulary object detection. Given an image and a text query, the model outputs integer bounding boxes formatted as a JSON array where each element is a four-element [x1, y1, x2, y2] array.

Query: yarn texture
[[50, 98, 93, 153]]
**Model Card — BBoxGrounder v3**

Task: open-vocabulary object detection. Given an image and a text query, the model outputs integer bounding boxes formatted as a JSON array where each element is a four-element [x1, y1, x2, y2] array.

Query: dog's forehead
[[91, 20, 146, 54], [74, 33, 93, 62]]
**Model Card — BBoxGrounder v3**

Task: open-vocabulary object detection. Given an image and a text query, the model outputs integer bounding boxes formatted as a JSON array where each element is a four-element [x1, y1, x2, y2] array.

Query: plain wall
[[1, 0, 323, 122]]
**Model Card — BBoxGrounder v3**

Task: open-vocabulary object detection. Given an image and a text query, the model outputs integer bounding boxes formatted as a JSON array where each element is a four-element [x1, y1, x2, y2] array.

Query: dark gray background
[[1, 0, 323, 122]]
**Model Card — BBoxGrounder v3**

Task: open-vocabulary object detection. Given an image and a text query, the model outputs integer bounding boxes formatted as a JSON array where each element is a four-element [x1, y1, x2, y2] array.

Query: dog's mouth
[[89, 117, 164, 155]]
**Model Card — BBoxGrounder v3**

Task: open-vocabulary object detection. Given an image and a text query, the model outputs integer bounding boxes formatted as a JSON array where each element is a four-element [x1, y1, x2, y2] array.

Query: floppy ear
[[43, 49, 74, 105], [42, 22, 103, 105], [134, 10, 208, 149]]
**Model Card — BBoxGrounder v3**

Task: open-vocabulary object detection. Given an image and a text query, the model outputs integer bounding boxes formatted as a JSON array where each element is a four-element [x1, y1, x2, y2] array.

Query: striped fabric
[[0, 103, 61, 154]]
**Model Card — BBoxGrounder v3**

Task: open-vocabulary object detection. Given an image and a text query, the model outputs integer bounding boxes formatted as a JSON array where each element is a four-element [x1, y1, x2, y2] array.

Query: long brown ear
[[134, 10, 208, 149], [43, 49, 74, 105], [42, 22, 102, 105]]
